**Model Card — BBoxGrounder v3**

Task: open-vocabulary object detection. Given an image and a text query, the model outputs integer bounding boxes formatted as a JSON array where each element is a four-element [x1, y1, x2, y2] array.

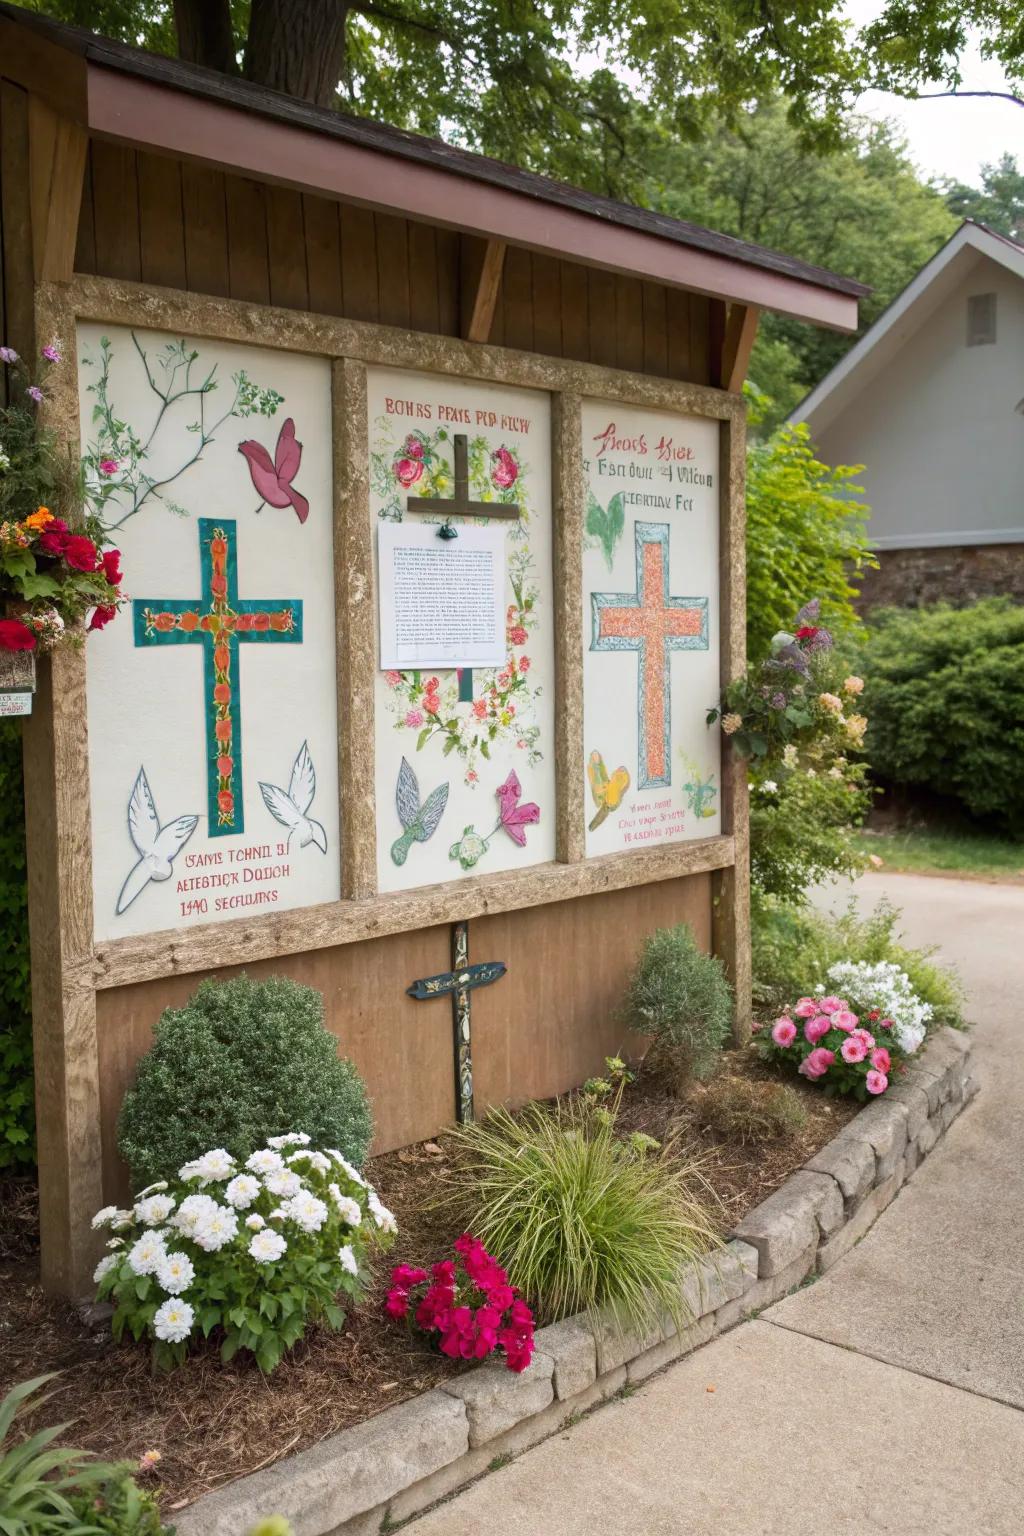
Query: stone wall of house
[[857, 543, 1024, 612]]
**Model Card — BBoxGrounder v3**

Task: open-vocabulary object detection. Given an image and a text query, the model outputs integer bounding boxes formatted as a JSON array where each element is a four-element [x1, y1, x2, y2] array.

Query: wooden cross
[[407, 919, 506, 1123], [406, 431, 521, 701], [590, 521, 708, 789], [133, 517, 302, 836]]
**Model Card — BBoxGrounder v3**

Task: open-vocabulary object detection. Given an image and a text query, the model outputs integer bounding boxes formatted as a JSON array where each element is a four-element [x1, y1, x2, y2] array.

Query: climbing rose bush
[[92, 1135, 396, 1372], [386, 1234, 535, 1372], [758, 993, 915, 1101]]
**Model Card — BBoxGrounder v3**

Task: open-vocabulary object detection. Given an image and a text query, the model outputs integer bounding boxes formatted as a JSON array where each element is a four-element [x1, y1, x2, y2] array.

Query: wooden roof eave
[[83, 66, 858, 332], [0, 8, 860, 333]]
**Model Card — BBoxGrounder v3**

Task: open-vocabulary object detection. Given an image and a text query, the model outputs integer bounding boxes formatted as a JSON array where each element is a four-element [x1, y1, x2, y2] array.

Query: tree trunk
[[243, 0, 351, 107], [173, 0, 238, 75]]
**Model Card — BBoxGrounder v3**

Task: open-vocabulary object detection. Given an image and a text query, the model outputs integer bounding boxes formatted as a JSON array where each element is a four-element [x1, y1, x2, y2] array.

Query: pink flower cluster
[[765, 994, 897, 1100], [385, 1234, 535, 1373]]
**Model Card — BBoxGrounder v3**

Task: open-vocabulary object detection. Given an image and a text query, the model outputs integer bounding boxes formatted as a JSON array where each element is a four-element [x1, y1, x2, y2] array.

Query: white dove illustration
[[116, 767, 200, 915], [259, 741, 328, 853]]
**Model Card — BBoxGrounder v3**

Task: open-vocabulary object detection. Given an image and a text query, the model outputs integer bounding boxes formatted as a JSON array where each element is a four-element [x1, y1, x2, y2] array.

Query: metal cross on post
[[407, 920, 506, 1123], [405, 431, 520, 701]]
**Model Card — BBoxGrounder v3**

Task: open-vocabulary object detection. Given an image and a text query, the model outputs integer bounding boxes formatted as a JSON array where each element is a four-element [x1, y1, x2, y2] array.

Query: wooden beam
[[461, 237, 506, 343], [722, 304, 760, 394], [28, 97, 88, 283]]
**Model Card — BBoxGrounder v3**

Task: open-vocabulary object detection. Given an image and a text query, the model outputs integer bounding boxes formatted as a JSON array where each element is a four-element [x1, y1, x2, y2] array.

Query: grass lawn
[[859, 826, 1024, 880]]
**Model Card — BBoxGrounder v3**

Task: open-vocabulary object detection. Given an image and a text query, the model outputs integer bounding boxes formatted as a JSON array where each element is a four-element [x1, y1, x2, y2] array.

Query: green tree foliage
[[117, 975, 373, 1189], [0, 722, 33, 1170], [744, 396, 874, 661], [652, 102, 957, 419], [13, 0, 1023, 199], [946, 154, 1024, 241], [862, 599, 1024, 835]]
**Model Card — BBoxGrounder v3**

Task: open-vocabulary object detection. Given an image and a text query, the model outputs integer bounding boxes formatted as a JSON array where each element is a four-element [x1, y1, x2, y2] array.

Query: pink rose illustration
[[395, 456, 424, 488], [491, 446, 518, 489], [405, 708, 425, 728], [404, 435, 425, 459]]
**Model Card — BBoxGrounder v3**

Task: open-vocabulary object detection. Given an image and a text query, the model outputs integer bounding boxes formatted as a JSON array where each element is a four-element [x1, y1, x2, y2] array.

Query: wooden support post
[[28, 96, 87, 284], [721, 304, 760, 395], [333, 356, 377, 900], [712, 406, 751, 1042], [24, 288, 104, 1295], [460, 236, 506, 344], [552, 392, 586, 864]]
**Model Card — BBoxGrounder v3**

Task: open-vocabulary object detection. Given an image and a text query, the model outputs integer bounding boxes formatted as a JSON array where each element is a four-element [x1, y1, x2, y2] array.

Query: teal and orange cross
[[134, 517, 303, 837], [591, 521, 708, 790]]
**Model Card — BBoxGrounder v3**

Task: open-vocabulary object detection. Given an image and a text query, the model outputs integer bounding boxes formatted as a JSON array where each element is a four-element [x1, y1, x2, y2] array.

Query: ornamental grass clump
[[448, 1073, 720, 1332], [622, 923, 733, 1081], [93, 1134, 396, 1372], [117, 975, 372, 1189]]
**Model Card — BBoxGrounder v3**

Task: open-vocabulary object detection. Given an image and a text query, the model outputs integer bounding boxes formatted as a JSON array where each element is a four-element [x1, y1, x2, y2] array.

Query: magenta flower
[[27, 385, 43, 404], [99, 457, 120, 476], [495, 770, 540, 847], [0, 346, 17, 364], [491, 446, 519, 490], [798, 1047, 835, 1081], [42, 344, 61, 363], [804, 1015, 831, 1044], [771, 1017, 797, 1047]]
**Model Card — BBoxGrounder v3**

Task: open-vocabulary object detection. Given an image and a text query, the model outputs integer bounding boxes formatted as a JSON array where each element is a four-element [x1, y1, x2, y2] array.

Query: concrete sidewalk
[[410, 874, 1024, 1535]]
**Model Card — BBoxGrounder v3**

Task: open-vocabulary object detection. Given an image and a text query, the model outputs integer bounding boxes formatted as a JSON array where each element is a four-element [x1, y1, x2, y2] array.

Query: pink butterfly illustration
[[496, 770, 540, 847], [238, 418, 309, 524]]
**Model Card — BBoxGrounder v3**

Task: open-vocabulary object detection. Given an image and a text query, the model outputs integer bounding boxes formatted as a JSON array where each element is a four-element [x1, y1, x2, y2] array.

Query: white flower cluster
[[825, 959, 932, 1055], [91, 1136, 391, 1353]]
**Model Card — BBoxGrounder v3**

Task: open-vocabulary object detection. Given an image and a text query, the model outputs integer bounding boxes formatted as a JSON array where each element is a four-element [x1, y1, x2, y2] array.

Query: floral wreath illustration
[[371, 421, 544, 783]]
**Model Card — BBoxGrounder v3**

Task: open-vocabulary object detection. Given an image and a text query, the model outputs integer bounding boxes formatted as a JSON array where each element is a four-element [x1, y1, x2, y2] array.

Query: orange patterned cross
[[591, 521, 708, 788]]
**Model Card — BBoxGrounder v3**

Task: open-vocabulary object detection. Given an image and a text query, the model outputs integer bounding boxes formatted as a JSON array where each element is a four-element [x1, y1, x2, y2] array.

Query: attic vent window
[[967, 293, 997, 346]]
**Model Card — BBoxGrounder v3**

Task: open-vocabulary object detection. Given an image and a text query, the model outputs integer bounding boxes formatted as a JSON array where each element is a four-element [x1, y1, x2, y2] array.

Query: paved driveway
[[410, 873, 1024, 1535]]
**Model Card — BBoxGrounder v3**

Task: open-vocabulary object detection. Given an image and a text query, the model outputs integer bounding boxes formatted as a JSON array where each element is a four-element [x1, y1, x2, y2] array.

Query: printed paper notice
[[378, 522, 507, 669]]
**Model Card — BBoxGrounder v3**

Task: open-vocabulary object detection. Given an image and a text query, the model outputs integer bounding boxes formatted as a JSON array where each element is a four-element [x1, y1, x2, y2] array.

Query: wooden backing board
[[17, 269, 748, 1294]]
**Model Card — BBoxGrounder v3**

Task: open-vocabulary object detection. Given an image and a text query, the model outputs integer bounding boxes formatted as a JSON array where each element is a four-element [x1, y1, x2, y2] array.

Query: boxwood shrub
[[117, 975, 372, 1190], [863, 598, 1024, 833]]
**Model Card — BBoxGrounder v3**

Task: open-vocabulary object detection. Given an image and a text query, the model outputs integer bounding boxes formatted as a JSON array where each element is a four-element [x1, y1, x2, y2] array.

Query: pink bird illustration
[[238, 417, 309, 523]]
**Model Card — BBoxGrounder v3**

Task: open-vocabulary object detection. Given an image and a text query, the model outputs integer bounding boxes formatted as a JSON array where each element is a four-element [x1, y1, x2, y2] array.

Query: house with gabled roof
[[791, 221, 1024, 609]]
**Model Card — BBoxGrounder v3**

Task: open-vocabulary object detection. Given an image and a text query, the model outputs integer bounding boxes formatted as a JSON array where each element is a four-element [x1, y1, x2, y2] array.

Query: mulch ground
[[0, 1048, 855, 1514]]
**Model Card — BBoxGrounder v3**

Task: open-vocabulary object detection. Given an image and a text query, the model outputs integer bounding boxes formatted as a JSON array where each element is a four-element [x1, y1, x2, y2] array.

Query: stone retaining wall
[[176, 1027, 975, 1536]]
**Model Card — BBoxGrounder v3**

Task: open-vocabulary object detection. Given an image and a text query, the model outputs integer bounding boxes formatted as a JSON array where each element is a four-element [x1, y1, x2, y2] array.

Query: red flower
[[215, 718, 232, 743], [394, 456, 424, 488], [508, 625, 528, 647], [795, 625, 819, 641], [88, 604, 116, 633], [217, 755, 233, 778], [384, 1290, 410, 1320], [491, 446, 518, 489], [64, 534, 99, 572], [423, 693, 441, 716], [101, 548, 122, 586], [0, 618, 36, 651], [179, 611, 200, 633], [214, 644, 231, 672], [252, 612, 270, 632], [37, 520, 70, 556], [210, 573, 227, 597], [217, 790, 234, 814], [154, 612, 175, 633], [214, 683, 231, 704]]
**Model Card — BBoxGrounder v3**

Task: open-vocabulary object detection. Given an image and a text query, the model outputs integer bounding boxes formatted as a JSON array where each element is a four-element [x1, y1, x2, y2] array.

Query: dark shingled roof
[[2, 1, 868, 301]]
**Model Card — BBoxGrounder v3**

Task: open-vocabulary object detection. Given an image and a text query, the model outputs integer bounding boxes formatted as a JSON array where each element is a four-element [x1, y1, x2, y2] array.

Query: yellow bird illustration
[[588, 749, 630, 831]]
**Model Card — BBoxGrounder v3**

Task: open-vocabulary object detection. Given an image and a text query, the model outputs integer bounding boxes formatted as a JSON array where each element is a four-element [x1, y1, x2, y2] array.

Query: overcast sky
[[844, 0, 1021, 186]]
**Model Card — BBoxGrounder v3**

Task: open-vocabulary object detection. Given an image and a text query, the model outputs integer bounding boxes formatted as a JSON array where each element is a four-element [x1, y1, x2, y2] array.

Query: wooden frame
[[27, 272, 749, 1292]]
